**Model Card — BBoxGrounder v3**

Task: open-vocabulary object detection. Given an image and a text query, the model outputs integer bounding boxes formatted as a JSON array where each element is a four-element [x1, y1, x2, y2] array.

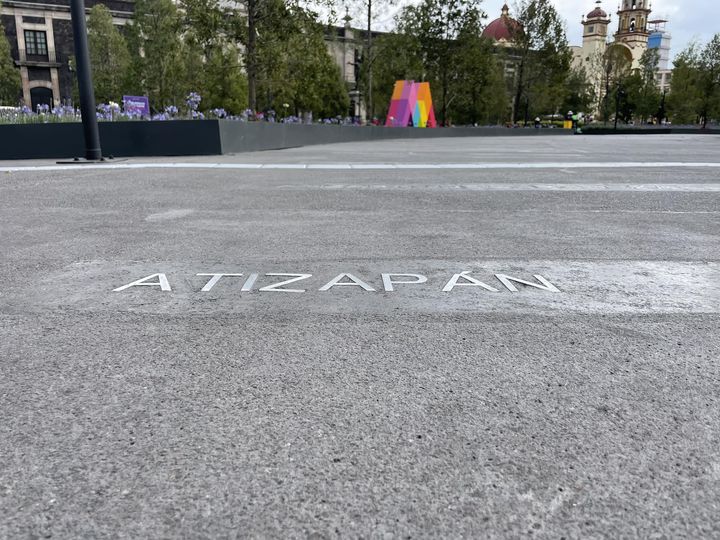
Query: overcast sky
[[343, 0, 719, 60]]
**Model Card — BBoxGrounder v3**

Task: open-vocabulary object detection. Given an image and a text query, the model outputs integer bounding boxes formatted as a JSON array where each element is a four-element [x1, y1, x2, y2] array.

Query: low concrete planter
[[0, 120, 572, 160], [583, 126, 719, 135], [0, 121, 221, 160]]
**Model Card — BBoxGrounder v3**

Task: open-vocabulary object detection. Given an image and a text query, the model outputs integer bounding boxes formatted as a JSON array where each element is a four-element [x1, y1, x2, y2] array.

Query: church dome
[[587, 2, 608, 19], [482, 4, 522, 43]]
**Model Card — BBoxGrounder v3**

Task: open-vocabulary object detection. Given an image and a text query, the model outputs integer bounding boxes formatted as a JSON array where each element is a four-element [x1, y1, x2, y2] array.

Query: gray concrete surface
[[1, 135, 719, 538]]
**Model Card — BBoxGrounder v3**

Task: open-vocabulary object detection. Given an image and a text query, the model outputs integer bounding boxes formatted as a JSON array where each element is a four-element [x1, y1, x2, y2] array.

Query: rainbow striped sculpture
[[385, 80, 437, 128]]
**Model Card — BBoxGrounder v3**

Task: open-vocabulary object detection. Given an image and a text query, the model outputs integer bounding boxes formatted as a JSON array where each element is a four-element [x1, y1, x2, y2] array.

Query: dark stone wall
[[28, 67, 52, 81], [52, 18, 75, 103], [86, 0, 134, 13]]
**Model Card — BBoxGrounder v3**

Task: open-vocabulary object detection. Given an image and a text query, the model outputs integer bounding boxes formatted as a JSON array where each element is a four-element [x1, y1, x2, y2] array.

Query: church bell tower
[[582, 1, 611, 61], [614, 0, 652, 67]]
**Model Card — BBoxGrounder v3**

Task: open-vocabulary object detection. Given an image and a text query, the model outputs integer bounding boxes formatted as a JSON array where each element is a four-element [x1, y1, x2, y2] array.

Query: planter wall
[[0, 120, 573, 160], [218, 122, 571, 154], [583, 127, 720, 135], [0, 120, 221, 160]]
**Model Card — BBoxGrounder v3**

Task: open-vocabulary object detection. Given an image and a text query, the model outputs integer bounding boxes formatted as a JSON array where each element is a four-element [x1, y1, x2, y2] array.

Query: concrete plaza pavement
[[1, 135, 719, 538]]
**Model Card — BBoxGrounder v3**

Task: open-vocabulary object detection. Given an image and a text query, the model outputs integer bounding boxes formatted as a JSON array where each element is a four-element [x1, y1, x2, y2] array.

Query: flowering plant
[[185, 92, 202, 112]]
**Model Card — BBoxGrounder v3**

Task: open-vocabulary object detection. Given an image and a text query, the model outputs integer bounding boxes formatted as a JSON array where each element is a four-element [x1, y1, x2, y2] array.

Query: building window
[[25, 30, 48, 56], [588, 26, 595, 33]]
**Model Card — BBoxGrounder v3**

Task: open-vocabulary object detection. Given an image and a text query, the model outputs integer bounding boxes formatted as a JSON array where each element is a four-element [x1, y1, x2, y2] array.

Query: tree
[[561, 66, 595, 116], [667, 45, 702, 124], [224, 0, 336, 113], [625, 48, 661, 123], [255, 3, 348, 117], [127, 0, 193, 109], [697, 34, 720, 128], [87, 4, 131, 103], [394, 0, 490, 126], [368, 30, 424, 120], [0, 3, 21, 105], [180, 0, 248, 113], [343, 0, 397, 122], [509, 0, 572, 124], [371, 0, 508, 125], [454, 13, 508, 124], [598, 45, 631, 122], [667, 35, 720, 127]]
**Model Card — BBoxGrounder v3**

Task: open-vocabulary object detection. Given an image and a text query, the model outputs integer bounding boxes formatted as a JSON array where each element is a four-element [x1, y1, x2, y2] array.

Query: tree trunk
[[442, 69, 448, 126], [365, 0, 372, 124], [247, 0, 257, 113], [512, 59, 525, 124]]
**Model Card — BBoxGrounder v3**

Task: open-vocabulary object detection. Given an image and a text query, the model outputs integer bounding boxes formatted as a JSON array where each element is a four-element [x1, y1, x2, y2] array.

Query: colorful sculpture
[[385, 80, 437, 128]]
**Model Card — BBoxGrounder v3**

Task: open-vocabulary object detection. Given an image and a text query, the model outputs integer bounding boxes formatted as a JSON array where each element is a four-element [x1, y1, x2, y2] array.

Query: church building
[[571, 0, 656, 72], [570, 0, 672, 113]]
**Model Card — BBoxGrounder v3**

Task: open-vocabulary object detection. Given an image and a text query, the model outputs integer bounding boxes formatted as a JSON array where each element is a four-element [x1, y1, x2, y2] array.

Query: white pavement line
[[2, 161, 720, 173], [276, 183, 720, 192]]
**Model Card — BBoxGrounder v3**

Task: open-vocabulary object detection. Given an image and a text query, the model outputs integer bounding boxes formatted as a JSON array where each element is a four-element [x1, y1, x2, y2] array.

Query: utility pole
[[69, 0, 102, 161]]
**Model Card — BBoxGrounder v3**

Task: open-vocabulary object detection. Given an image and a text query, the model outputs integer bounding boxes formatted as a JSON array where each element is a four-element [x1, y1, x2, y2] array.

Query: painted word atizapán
[[113, 272, 561, 294]]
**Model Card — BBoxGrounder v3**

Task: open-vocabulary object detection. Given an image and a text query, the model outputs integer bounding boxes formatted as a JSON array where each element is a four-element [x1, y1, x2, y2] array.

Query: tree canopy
[[0, 3, 21, 106], [87, 4, 131, 103], [509, 0, 572, 123]]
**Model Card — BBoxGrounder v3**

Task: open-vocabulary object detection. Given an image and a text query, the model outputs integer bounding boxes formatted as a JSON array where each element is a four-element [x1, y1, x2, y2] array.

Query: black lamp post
[[69, 0, 102, 161]]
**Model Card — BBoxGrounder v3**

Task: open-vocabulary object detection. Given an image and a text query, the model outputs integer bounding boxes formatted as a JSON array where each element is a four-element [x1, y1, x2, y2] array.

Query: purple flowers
[[96, 102, 124, 120], [185, 92, 202, 113]]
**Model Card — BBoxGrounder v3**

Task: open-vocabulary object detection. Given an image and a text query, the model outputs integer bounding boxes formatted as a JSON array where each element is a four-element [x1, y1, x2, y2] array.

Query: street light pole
[[69, 0, 102, 161]]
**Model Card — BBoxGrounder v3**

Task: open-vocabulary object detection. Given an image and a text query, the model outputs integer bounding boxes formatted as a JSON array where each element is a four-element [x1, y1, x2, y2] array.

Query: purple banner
[[123, 95, 150, 116]]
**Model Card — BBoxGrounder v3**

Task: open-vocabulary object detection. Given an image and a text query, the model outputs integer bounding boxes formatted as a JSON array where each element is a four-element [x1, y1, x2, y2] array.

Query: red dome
[[482, 11, 521, 42], [587, 7, 608, 18]]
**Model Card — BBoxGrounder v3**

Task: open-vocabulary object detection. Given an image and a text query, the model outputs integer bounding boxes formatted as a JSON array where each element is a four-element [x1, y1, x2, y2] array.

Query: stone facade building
[[1, 0, 133, 110]]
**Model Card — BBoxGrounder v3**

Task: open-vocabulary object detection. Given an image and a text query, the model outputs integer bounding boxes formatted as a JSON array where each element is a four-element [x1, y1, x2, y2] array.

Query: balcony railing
[[15, 49, 62, 67]]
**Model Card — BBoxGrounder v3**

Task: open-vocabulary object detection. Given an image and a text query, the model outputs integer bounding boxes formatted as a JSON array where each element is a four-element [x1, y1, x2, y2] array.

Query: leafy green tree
[[371, 0, 508, 125], [127, 0, 191, 109], [253, 3, 348, 117], [454, 15, 508, 124], [0, 4, 21, 105], [561, 66, 595, 115], [667, 45, 702, 124], [87, 4, 131, 103], [200, 48, 248, 113], [224, 0, 336, 113], [394, 0, 490, 126], [599, 44, 632, 122], [697, 34, 720, 128], [179, 0, 248, 113], [625, 48, 661, 123], [667, 36, 720, 127], [368, 30, 424, 120], [509, 0, 572, 123]]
